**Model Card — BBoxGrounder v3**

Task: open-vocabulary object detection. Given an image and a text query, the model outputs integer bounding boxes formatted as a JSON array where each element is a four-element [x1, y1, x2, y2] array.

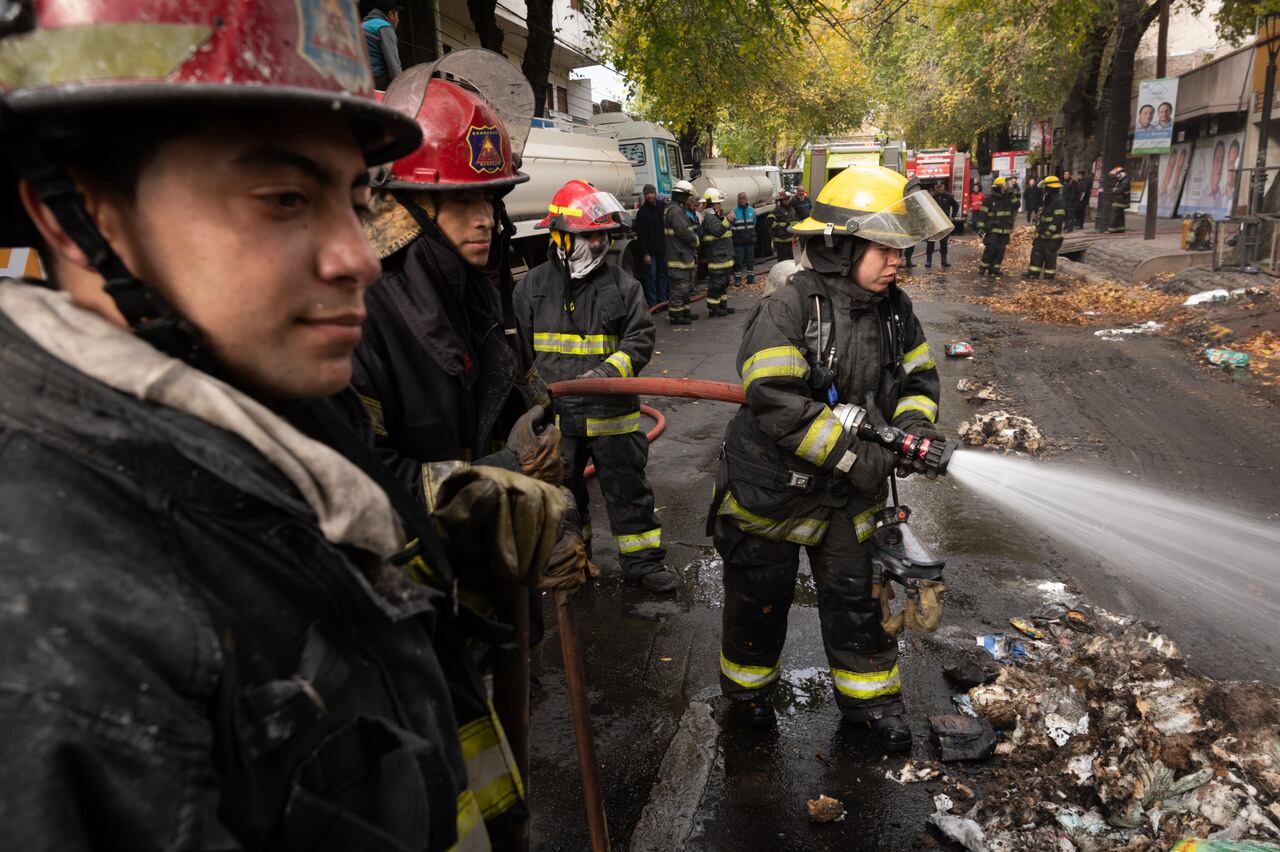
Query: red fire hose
[[548, 378, 745, 478]]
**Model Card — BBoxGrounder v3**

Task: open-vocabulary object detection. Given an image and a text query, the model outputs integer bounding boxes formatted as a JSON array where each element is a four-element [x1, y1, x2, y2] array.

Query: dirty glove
[[432, 465, 565, 588], [880, 579, 946, 635], [847, 440, 897, 494], [576, 365, 612, 381], [541, 488, 599, 591], [506, 404, 564, 485]]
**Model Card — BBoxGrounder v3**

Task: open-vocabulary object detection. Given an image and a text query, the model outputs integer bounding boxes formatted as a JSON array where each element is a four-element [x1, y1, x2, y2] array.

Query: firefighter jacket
[[701, 209, 735, 270], [731, 202, 758, 245], [1112, 174, 1132, 207], [713, 268, 941, 547], [976, 189, 1016, 236], [931, 190, 961, 220], [1035, 188, 1068, 240], [768, 203, 798, 245], [664, 201, 700, 272], [354, 227, 536, 504], [0, 283, 484, 851], [514, 254, 656, 438]]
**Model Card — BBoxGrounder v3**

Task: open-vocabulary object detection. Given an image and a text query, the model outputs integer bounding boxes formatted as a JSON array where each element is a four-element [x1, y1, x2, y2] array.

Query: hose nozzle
[[832, 402, 953, 478]]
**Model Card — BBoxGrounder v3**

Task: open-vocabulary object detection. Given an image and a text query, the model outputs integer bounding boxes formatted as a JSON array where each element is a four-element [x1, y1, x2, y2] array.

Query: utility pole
[[1243, 13, 1280, 270], [1144, 0, 1170, 240]]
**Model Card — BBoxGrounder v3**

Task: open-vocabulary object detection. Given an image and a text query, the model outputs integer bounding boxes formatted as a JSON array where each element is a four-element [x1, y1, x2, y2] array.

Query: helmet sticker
[[294, 0, 370, 93], [467, 125, 506, 174]]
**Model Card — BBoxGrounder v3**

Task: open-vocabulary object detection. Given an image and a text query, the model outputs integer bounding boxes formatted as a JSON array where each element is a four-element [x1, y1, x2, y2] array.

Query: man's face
[[712, 201, 724, 216], [852, 242, 901, 293], [389, 9, 401, 27], [102, 114, 379, 400], [1139, 105, 1154, 128], [644, 189, 656, 204], [1064, 170, 1072, 180], [1211, 146, 1225, 187], [434, 189, 495, 267], [1158, 103, 1172, 124], [737, 192, 748, 207]]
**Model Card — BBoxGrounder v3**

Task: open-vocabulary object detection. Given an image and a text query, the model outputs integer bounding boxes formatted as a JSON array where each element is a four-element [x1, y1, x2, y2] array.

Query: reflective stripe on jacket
[[768, 204, 797, 243], [701, 211, 735, 269], [1035, 190, 1068, 241], [717, 268, 940, 545], [514, 256, 655, 436], [664, 202, 699, 270], [730, 204, 758, 245], [976, 190, 1016, 235]]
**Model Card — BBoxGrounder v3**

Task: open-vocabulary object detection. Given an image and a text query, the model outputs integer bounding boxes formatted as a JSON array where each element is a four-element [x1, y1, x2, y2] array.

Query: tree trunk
[[522, 0, 554, 117], [677, 125, 701, 177], [1095, 0, 1158, 229], [465, 0, 505, 53], [1061, 21, 1112, 173]]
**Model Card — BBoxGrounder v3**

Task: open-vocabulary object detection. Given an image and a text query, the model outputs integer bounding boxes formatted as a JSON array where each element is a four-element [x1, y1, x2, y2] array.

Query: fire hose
[[547, 377, 954, 478]]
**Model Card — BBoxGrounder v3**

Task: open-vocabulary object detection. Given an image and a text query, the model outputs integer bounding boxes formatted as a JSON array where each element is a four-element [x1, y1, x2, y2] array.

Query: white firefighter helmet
[[702, 187, 726, 205], [672, 179, 696, 197]]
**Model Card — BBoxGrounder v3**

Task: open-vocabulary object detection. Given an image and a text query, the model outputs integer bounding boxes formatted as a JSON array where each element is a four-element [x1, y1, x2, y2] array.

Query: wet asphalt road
[[527, 246, 1280, 851]]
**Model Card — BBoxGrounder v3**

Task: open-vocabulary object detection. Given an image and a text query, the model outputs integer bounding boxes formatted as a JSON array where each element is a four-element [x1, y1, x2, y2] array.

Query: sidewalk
[[1058, 217, 1208, 284]]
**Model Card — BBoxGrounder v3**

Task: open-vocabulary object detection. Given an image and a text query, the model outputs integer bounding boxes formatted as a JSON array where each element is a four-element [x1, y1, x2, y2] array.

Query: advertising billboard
[[1133, 78, 1178, 155], [1177, 133, 1244, 218]]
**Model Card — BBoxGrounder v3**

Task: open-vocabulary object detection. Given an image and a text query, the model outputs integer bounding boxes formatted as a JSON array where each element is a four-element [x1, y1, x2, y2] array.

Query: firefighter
[[1025, 175, 1068, 279], [1107, 166, 1131, 233], [976, 176, 1017, 276], [514, 180, 677, 593], [701, 187, 738, 316], [925, 182, 960, 267], [0, 5, 575, 849], [355, 53, 594, 840], [665, 178, 701, 324], [768, 189, 798, 261], [708, 165, 950, 750]]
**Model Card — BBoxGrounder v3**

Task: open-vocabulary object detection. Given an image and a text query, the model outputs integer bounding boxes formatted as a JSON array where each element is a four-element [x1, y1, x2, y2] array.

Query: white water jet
[[945, 449, 1280, 634]]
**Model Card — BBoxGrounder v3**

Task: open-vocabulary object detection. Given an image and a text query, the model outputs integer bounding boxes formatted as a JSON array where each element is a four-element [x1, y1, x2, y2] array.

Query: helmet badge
[[467, 125, 506, 174], [295, 0, 370, 92]]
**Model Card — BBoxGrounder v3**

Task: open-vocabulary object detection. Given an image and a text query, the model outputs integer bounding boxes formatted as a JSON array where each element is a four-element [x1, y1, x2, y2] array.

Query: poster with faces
[[1137, 142, 1193, 217], [1178, 133, 1244, 219]]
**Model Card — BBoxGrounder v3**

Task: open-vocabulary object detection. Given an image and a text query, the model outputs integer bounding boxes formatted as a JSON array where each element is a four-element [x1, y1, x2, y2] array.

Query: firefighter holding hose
[[515, 180, 677, 593], [708, 165, 951, 749]]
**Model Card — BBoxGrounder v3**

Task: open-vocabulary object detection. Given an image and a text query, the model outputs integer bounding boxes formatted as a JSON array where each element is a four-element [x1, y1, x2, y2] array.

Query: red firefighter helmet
[[0, 0, 421, 164], [381, 51, 533, 192], [537, 180, 628, 232]]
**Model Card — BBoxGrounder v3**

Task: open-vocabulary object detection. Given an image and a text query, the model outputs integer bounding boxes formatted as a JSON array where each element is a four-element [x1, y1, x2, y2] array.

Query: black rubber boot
[[669, 314, 693, 326], [638, 567, 678, 593], [734, 699, 777, 728], [870, 714, 912, 753]]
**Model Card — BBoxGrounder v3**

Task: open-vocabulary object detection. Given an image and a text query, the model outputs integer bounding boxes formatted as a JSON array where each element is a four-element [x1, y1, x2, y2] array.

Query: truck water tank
[[506, 125, 637, 237], [694, 158, 775, 209]]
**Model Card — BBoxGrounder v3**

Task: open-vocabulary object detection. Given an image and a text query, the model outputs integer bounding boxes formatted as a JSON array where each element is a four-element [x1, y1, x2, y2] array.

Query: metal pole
[[1244, 15, 1279, 270], [1145, 0, 1170, 240], [555, 591, 610, 852]]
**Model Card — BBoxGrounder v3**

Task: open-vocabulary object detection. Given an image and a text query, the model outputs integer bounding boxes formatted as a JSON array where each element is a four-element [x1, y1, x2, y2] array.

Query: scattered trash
[[1066, 753, 1096, 785], [1064, 610, 1094, 633], [958, 410, 1043, 453], [1056, 806, 1108, 836], [1171, 840, 1280, 851], [944, 656, 1000, 689], [885, 760, 942, 784], [1009, 617, 1046, 640], [1043, 711, 1089, 747], [806, 793, 846, 823], [1095, 320, 1163, 341], [953, 694, 978, 717], [1183, 289, 1230, 306], [928, 804, 990, 851], [1204, 348, 1250, 368], [976, 632, 1039, 663], [955, 379, 1004, 401], [929, 713, 997, 762], [945, 341, 974, 358], [934, 793, 954, 813]]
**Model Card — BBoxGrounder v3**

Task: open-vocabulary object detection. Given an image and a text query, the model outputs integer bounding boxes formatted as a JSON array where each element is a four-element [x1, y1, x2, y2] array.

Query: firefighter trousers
[[667, 268, 694, 317], [1108, 205, 1126, 233], [714, 512, 903, 722], [1028, 237, 1062, 278], [979, 233, 1010, 273], [706, 269, 731, 311], [774, 240, 794, 262], [562, 431, 666, 578]]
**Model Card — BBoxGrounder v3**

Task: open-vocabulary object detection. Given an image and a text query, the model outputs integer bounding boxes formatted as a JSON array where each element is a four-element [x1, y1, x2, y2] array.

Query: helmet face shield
[[538, 184, 630, 231], [847, 189, 954, 249]]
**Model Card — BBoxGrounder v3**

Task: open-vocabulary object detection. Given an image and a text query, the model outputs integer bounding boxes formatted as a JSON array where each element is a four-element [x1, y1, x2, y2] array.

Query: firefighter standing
[[925, 182, 960, 267], [515, 181, 677, 593], [768, 190, 798, 261], [701, 188, 738, 316], [1025, 175, 1068, 279], [977, 176, 1017, 276], [709, 165, 950, 750], [0, 7, 572, 849], [1107, 166, 1131, 233], [665, 179, 701, 324]]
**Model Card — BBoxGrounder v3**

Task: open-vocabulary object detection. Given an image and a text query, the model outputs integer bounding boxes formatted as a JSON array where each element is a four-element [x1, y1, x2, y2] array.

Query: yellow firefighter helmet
[[790, 165, 953, 249], [1042, 175, 1063, 189]]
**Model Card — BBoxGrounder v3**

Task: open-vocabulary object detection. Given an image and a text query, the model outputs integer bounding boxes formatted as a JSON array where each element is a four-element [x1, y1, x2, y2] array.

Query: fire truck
[[802, 136, 909, 197], [906, 146, 972, 233]]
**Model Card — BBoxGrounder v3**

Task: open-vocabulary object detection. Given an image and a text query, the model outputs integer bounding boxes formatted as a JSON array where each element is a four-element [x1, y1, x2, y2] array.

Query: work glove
[[894, 422, 946, 480], [506, 404, 564, 485], [432, 466, 565, 589], [576, 365, 613, 381], [847, 440, 898, 494], [541, 488, 598, 591]]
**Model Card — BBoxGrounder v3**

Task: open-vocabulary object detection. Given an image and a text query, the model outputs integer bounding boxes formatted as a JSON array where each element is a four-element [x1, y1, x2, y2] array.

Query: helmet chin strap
[[2, 118, 204, 364]]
